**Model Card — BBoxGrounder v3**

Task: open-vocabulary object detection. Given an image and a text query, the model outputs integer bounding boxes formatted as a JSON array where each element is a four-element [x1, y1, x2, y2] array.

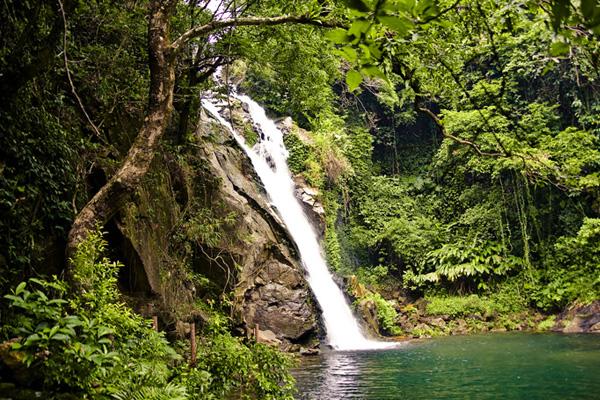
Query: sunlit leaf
[[337, 46, 359, 62], [378, 15, 414, 36], [549, 41, 570, 56], [15, 282, 26, 295], [325, 28, 351, 44], [346, 69, 363, 91], [349, 19, 372, 38], [360, 65, 387, 81]]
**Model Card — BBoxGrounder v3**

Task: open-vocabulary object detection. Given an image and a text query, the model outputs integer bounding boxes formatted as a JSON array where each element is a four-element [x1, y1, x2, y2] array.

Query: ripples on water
[[293, 333, 600, 399]]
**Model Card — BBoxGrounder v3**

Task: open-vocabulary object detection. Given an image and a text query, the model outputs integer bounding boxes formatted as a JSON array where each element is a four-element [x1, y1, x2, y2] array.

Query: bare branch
[[171, 14, 345, 52], [418, 107, 504, 157], [58, 0, 105, 143]]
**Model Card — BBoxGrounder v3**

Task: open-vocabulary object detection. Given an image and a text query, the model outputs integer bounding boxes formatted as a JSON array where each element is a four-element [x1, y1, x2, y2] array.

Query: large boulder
[[195, 109, 320, 349]]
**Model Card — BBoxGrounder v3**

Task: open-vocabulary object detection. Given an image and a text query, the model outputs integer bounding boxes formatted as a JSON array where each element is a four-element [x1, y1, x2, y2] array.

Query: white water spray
[[202, 93, 393, 351]]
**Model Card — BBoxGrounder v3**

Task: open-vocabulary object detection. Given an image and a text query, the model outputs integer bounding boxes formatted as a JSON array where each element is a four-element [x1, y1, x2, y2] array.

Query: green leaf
[[97, 326, 115, 337], [549, 41, 570, 56], [415, 0, 438, 18], [346, 70, 363, 91], [24, 333, 41, 346], [4, 294, 21, 303], [378, 15, 414, 36], [551, 0, 571, 30], [348, 19, 372, 38], [337, 46, 359, 62], [344, 0, 372, 13], [360, 65, 387, 80], [15, 282, 26, 295], [325, 28, 351, 44], [48, 325, 60, 338], [379, 0, 415, 14], [580, 0, 597, 20], [51, 333, 70, 342]]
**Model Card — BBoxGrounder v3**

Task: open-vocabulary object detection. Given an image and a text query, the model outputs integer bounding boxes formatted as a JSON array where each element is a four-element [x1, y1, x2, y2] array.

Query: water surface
[[293, 333, 600, 399]]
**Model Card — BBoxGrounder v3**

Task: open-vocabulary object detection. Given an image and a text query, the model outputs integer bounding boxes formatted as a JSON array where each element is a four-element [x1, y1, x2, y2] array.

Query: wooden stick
[[190, 322, 197, 366]]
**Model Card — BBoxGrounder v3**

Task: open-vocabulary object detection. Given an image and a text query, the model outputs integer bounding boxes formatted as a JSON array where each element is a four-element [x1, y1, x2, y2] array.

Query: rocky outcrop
[[552, 301, 600, 333], [113, 102, 321, 350], [293, 176, 325, 235], [194, 109, 320, 349]]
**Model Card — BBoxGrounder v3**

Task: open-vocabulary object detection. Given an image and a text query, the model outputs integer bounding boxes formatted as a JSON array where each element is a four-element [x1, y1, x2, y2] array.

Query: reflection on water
[[312, 352, 364, 399], [293, 333, 600, 400]]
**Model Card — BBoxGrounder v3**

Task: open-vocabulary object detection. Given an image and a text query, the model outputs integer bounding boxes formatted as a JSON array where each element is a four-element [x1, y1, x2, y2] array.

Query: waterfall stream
[[202, 93, 393, 351]]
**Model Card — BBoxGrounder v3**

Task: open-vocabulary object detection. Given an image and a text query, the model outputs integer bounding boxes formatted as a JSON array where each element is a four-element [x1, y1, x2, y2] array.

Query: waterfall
[[201, 93, 393, 351]]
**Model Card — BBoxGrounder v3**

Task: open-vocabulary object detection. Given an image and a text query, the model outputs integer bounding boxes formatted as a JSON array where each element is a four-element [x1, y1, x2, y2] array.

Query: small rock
[[277, 117, 294, 133], [563, 316, 585, 333], [312, 204, 325, 215], [299, 347, 320, 356], [257, 329, 282, 345]]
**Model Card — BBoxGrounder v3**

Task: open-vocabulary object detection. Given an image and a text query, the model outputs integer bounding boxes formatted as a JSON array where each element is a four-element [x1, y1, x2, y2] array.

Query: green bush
[[531, 218, 600, 310], [426, 289, 526, 318], [4, 278, 119, 390], [2, 231, 297, 399], [361, 293, 401, 335], [194, 332, 296, 400]]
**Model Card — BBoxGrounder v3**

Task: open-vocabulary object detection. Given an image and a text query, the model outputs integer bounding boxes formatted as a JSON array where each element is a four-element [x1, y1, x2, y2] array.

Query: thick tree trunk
[[66, 0, 177, 262]]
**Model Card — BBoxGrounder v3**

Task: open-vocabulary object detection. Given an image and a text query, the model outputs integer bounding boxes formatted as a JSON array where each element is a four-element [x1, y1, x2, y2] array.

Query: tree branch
[[419, 0, 461, 24], [171, 14, 345, 52], [58, 0, 105, 143], [418, 107, 503, 157]]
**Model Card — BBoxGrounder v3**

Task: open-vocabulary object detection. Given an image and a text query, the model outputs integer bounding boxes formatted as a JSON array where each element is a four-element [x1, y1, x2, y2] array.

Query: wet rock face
[[553, 301, 600, 333], [293, 177, 326, 235], [196, 110, 319, 349], [356, 297, 380, 335]]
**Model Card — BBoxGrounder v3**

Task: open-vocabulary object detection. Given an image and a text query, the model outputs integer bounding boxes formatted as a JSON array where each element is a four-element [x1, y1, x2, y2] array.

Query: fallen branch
[[171, 14, 345, 52]]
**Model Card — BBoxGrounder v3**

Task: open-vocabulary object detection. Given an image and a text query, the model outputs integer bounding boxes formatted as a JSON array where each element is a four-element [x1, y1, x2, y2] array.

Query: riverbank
[[347, 276, 600, 340]]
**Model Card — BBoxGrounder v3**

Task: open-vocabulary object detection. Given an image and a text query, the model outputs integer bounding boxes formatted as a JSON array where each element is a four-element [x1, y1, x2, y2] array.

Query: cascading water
[[202, 92, 393, 351]]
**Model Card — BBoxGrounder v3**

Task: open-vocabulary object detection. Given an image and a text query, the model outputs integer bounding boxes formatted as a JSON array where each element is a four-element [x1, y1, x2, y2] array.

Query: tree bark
[[66, 0, 177, 261]]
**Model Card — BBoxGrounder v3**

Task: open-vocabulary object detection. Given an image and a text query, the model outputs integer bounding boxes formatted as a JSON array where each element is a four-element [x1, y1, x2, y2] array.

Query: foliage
[[240, 20, 340, 124], [283, 130, 315, 177], [425, 290, 527, 319], [360, 292, 402, 335], [530, 218, 600, 311], [193, 332, 296, 400], [2, 232, 295, 398], [411, 239, 524, 290], [4, 278, 119, 390], [2, 0, 600, 394]]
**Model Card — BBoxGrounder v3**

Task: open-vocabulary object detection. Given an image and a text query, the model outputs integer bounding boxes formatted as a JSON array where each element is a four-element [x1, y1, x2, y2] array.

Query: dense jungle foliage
[[1, 0, 599, 398]]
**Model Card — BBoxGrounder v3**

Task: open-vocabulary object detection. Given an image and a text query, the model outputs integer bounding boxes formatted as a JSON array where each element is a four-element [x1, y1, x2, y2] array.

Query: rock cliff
[[114, 104, 321, 351]]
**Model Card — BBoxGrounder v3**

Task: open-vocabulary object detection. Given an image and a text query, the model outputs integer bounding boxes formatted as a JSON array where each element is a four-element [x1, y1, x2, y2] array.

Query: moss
[[537, 315, 556, 331], [283, 131, 312, 176], [322, 190, 342, 272], [242, 123, 258, 147], [360, 292, 402, 336]]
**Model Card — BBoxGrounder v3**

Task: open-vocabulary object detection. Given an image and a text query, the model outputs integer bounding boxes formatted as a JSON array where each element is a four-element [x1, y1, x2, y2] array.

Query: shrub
[[361, 293, 402, 335], [2, 231, 297, 399]]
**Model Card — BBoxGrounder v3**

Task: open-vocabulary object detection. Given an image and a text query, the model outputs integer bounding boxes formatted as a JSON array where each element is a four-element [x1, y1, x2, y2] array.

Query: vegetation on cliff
[[1, 0, 599, 397]]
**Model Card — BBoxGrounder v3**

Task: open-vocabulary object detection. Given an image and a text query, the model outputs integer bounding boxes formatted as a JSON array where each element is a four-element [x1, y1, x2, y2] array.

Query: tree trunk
[[66, 0, 177, 262]]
